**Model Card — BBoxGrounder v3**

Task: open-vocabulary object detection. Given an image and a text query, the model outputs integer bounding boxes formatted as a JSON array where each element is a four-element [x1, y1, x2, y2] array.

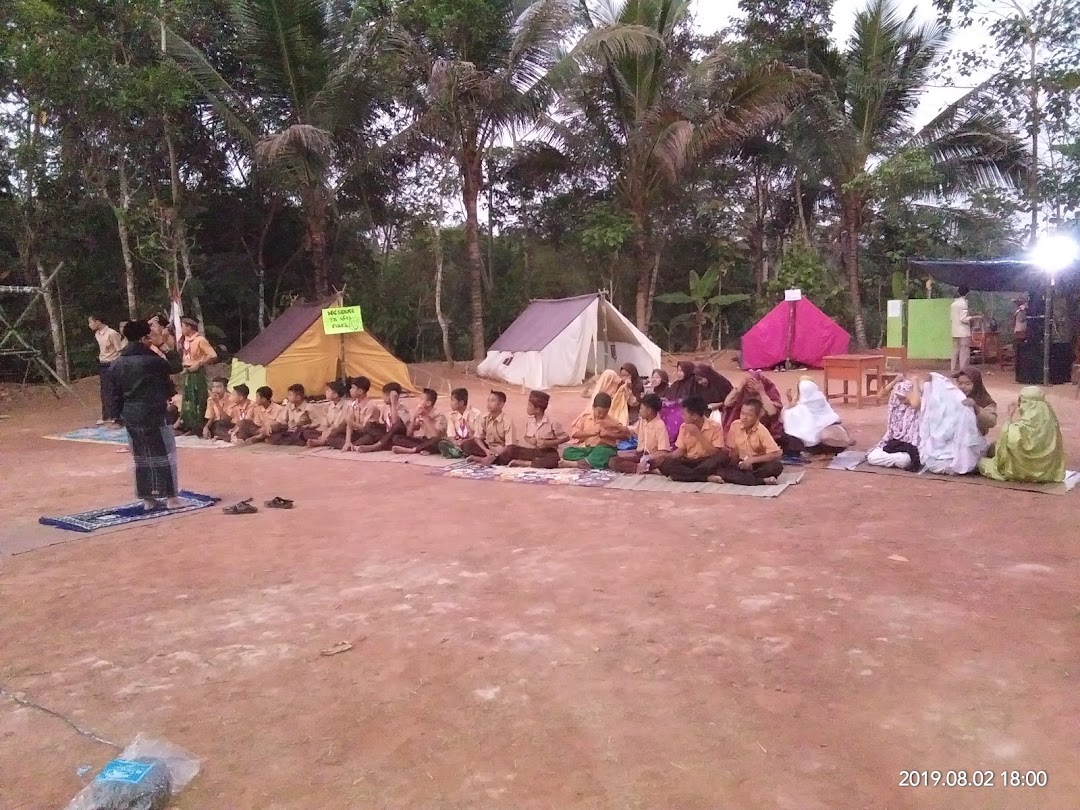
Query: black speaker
[[1016, 341, 1074, 384]]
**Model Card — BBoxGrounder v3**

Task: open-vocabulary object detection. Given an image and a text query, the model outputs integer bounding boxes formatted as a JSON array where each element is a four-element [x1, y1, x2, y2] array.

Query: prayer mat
[[827, 451, 1079, 495], [429, 461, 618, 488], [604, 471, 804, 498], [39, 491, 220, 533], [46, 425, 233, 450]]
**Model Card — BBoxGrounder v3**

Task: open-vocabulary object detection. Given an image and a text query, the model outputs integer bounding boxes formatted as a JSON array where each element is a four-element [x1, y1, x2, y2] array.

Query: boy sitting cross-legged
[[266, 384, 313, 446], [338, 376, 380, 451], [303, 381, 349, 447], [656, 396, 730, 482], [439, 388, 483, 458], [548, 392, 631, 470], [208, 383, 255, 442], [233, 386, 285, 444], [495, 390, 568, 468], [607, 392, 670, 474], [201, 376, 230, 440], [710, 398, 784, 486], [460, 390, 517, 466], [354, 382, 411, 452], [391, 388, 448, 455]]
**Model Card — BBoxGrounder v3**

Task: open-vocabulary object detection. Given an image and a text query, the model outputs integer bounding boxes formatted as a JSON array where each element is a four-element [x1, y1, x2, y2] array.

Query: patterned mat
[[827, 450, 1079, 495], [45, 425, 233, 450], [39, 491, 220, 533], [429, 461, 618, 487]]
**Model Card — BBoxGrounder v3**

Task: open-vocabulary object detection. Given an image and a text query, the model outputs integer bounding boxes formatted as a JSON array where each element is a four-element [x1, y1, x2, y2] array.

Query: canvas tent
[[741, 297, 850, 370], [229, 297, 416, 396], [478, 293, 661, 390]]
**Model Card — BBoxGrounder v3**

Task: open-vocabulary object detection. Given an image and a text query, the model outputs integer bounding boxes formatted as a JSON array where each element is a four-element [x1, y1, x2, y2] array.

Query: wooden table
[[823, 354, 884, 408]]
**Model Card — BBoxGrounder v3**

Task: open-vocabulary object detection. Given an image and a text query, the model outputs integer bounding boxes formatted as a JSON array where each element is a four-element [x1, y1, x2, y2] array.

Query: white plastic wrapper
[[65, 735, 200, 810]]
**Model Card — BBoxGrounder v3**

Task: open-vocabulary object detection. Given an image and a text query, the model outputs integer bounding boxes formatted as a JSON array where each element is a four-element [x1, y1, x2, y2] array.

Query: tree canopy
[[1, 0, 1066, 383]]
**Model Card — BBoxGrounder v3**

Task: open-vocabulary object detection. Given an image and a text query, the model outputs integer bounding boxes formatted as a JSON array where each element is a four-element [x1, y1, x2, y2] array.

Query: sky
[[689, 0, 989, 129]]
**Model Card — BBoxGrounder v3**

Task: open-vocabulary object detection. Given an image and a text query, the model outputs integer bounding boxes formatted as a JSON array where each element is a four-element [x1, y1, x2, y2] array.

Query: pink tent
[[740, 298, 850, 370]]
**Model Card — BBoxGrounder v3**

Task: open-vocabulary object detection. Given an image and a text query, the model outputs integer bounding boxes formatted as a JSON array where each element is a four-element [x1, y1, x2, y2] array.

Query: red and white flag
[[170, 288, 183, 346]]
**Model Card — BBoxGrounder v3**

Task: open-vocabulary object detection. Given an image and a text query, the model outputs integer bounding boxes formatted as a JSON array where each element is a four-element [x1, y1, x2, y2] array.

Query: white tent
[[478, 293, 662, 390]]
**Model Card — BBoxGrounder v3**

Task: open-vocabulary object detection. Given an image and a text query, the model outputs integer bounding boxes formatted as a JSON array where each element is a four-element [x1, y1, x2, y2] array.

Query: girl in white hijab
[[781, 377, 852, 454], [918, 372, 987, 474]]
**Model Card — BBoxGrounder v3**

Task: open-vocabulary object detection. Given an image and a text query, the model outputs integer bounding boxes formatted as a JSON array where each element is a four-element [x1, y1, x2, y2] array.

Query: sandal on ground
[[265, 497, 294, 509], [223, 499, 258, 515]]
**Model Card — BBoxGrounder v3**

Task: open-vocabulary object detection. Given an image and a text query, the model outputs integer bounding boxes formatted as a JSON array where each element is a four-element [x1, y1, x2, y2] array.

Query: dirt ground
[[1, 361, 1078, 809]]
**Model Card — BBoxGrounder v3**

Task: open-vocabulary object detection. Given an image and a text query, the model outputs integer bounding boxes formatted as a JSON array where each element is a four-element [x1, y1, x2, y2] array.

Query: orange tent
[[228, 297, 416, 397]]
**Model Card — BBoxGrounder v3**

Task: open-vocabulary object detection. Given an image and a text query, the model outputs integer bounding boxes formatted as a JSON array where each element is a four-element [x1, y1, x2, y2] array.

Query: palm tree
[[402, 0, 655, 360], [554, 0, 814, 331], [803, 0, 1027, 347], [165, 0, 386, 298]]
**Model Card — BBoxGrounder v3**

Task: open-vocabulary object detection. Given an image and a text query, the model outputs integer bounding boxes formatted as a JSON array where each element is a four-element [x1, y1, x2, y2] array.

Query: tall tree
[[166, 0, 388, 297], [803, 0, 1028, 346], [399, 0, 567, 359], [556, 0, 812, 331], [933, 0, 1080, 239]]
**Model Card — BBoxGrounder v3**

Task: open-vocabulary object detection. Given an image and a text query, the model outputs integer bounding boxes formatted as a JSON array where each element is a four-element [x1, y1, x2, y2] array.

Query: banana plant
[[656, 265, 749, 351]]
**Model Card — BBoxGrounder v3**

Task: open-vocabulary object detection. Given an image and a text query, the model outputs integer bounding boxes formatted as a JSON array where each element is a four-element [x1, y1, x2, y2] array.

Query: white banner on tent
[[784, 289, 802, 301]]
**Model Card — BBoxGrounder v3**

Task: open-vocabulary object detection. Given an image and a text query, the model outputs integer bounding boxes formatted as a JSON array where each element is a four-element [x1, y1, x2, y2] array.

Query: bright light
[[1029, 234, 1080, 275]]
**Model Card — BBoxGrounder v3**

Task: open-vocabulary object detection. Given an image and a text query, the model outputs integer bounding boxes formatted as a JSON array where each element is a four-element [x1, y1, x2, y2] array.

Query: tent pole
[[1042, 280, 1053, 385], [785, 301, 795, 369], [600, 291, 610, 372], [340, 334, 346, 384]]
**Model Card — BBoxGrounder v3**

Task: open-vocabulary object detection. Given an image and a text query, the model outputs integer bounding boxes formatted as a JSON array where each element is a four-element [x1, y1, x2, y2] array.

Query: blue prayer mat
[[39, 491, 220, 533]]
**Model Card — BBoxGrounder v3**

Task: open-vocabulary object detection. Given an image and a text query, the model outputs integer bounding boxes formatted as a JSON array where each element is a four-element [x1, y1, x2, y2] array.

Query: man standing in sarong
[[108, 321, 186, 510], [178, 316, 217, 434]]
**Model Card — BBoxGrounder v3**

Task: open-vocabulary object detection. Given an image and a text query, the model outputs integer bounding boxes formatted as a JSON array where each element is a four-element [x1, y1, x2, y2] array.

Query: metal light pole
[[1042, 278, 1052, 386], [1029, 234, 1079, 386]]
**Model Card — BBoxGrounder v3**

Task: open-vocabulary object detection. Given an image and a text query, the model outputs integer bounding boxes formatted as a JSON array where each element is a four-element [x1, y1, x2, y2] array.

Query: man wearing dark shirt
[[108, 320, 185, 510]]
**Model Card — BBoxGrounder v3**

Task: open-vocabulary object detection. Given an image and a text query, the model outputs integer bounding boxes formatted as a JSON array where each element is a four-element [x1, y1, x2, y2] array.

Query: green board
[[885, 299, 953, 359], [322, 306, 364, 335]]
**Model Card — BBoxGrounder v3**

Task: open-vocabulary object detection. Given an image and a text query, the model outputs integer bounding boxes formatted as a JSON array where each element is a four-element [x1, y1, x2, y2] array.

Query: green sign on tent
[[322, 306, 364, 335]]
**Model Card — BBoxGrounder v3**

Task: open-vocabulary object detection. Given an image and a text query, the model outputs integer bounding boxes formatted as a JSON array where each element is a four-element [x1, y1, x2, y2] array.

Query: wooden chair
[[866, 346, 908, 395]]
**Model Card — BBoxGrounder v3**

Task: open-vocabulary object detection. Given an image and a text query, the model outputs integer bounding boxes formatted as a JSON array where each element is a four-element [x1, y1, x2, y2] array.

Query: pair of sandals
[[223, 497, 293, 515]]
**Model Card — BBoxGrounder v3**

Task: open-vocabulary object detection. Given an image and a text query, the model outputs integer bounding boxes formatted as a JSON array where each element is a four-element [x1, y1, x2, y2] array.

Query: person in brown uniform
[[208, 383, 255, 442], [657, 396, 731, 482], [440, 388, 484, 458], [179, 316, 218, 434], [234, 386, 285, 444], [495, 390, 568, 467], [392, 388, 448, 454], [711, 399, 784, 486], [267, 384, 312, 446], [89, 315, 124, 425], [461, 390, 517, 465], [355, 382, 410, 452], [608, 393, 670, 473], [550, 392, 631, 469], [337, 376, 381, 451], [201, 377, 230, 439], [304, 381, 349, 447]]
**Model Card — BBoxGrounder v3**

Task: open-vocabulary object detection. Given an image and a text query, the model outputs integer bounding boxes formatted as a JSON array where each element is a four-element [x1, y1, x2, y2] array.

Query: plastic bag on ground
[[65, 735, 200, 810]]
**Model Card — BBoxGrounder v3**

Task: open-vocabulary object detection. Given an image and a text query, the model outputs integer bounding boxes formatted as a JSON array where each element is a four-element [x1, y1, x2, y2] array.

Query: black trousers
[[657, 454, 731, 482], [713, 459, 785, 486], [100, 363, 119, 421]]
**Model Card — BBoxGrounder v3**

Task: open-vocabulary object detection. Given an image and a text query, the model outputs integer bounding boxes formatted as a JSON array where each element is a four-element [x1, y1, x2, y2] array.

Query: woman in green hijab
[[978, 387, 1066, 483]]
